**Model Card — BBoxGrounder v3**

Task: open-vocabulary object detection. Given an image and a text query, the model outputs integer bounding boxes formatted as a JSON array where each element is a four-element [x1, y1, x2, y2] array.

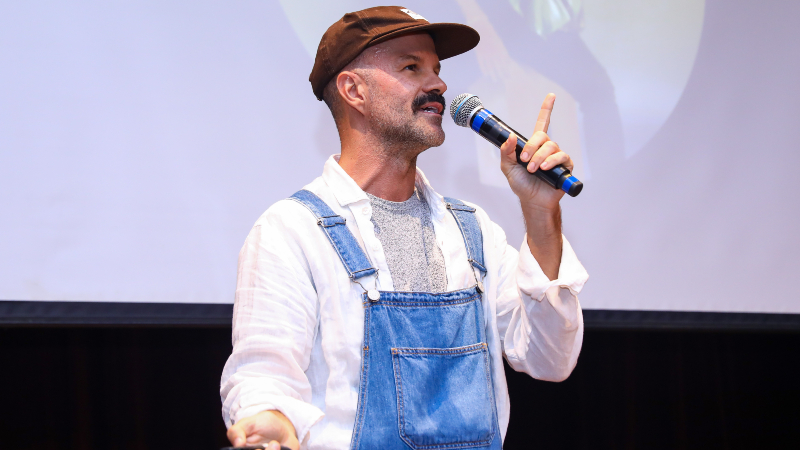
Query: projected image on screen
[[463, 0, 704, 183]]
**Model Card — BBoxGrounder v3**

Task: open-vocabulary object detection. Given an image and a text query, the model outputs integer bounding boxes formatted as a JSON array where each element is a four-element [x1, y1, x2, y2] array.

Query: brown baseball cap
[[309, 6, 480, 100]]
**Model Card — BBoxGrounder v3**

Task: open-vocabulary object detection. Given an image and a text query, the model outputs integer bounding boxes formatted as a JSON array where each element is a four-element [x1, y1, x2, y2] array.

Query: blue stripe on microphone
[[453, 97, 470, 122], [561, 175, 578, 193], [471, 109, 491, 132]]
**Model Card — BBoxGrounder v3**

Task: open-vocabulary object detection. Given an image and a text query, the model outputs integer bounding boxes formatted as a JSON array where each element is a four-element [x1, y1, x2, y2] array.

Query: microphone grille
[[449, 94, 483, 127]]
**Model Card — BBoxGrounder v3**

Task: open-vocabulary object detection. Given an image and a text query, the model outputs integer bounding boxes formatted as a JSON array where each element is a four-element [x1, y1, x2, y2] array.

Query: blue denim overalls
[[290, 190, 501, 450]]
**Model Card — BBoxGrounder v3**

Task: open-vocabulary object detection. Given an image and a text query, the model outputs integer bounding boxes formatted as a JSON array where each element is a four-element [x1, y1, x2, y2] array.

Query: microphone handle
[[470, 109, 583, 197]]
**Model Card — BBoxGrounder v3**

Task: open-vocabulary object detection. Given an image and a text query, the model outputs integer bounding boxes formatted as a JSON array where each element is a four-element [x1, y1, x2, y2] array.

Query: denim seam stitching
[[450, 208, 475, 263], [361, 292, 481, 307], [482, 347, 498, 444], [317, 215, 345, 227], [349, 301, 372, 450], [445, 198, 487, 277], [374, 298, 478, 307], [448, 207, 487, 277], [288, 195, 376, 281], [391, 343, 487, 356], [444, 198, 476, 212], [393, 352, 415, 449], [392, 344, 495, 449], [287, 197, 357, 280]]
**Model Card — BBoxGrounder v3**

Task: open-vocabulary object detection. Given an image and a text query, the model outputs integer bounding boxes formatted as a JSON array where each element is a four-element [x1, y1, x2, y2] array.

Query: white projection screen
[[1, 1, 798, 321]]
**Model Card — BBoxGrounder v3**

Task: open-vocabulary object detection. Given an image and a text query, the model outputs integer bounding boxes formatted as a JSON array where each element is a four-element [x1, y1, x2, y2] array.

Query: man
[[221, 6, 588, 450]]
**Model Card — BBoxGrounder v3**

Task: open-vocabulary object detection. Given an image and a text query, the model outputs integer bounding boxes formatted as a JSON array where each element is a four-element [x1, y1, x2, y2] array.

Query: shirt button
[[362, 208, 369, 215]]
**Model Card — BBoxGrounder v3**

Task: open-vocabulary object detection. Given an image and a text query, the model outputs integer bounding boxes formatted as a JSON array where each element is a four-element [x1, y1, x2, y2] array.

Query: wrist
[[525, 233, 562, 281], [268, 410, 298, 440], [520, 200, 561, 222]]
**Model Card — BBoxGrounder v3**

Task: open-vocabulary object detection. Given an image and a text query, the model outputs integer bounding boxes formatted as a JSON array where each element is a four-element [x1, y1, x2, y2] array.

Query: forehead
[[363, 33, 440, 64]]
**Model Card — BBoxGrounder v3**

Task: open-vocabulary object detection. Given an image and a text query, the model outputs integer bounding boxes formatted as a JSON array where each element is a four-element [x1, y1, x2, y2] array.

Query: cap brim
[[371, 22, 480, 61]]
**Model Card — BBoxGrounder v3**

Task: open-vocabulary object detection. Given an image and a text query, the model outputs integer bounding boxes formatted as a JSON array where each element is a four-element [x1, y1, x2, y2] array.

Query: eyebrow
[[399, 54, 441, 71]]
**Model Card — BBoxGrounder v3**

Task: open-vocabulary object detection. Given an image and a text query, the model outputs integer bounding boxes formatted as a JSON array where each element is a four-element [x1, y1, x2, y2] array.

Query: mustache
[[411, 92, 446, 115]]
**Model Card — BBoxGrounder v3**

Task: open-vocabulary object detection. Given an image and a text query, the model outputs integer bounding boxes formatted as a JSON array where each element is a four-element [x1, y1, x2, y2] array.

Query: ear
[[336, 70, 368, 116]]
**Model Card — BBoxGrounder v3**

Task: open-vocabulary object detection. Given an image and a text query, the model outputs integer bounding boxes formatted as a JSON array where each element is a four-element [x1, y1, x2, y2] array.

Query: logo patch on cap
[[400, 8, 426, 21]]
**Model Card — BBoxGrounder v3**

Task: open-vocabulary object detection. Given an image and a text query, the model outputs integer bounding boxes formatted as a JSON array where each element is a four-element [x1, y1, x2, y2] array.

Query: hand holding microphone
[[450, 93, 583, 203]]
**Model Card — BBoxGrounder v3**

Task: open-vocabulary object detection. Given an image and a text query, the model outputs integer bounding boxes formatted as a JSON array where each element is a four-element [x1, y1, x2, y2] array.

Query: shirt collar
[[414, 165, 447, 222], [321, 154, 447, 222], [322, 155, 369, 207]]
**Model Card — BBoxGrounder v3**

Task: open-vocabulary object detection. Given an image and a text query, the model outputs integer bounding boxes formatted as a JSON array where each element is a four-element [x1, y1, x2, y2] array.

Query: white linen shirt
[[220, 155, 589, 449]]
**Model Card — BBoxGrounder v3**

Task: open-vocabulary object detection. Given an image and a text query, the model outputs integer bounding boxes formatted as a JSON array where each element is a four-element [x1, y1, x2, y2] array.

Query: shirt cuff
[[516, 234, 589, 301], [232, 394, 325, 445]]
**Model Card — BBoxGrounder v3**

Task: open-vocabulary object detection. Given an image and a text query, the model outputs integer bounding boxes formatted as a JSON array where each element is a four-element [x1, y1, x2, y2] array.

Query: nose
[[426, 72, 447, 96]]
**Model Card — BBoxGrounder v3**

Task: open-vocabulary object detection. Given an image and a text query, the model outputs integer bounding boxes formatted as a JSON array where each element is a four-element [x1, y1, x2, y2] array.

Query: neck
[[338, 132, 423, 202]]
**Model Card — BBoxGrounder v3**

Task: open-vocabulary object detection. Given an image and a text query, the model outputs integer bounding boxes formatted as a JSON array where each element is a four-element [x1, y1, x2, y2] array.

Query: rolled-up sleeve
[[220, 205, 324, 442], [494, 225, 589, 382]]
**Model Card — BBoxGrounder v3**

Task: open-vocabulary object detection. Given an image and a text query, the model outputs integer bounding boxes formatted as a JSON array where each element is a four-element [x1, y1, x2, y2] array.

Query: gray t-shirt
[[367, 190, 448, 293]]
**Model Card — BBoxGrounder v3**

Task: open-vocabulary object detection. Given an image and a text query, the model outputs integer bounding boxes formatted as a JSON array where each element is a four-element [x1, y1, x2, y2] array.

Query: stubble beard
[[368, 95, 445, 160]]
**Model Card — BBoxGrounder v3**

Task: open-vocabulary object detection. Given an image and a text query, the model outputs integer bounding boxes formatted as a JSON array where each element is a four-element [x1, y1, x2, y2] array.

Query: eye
[[404, 64, 417, 71]]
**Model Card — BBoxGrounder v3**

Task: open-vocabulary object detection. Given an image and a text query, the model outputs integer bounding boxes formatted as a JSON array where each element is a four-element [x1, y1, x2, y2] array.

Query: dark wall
[[503, 330, 800, 449], [1, 327, 797, 450]]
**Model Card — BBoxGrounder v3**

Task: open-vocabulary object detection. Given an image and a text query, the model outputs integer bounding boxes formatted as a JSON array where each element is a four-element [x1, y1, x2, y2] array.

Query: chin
[[419, 119, 445, 147], [428, 130, 445, 147]]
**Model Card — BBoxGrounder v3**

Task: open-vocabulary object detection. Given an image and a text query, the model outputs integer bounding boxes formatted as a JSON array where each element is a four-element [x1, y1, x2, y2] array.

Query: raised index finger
[[534, 93, 556, 134]]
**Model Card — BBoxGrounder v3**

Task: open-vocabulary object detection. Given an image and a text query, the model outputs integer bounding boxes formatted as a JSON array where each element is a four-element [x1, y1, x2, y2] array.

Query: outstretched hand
[[500, 93, 574, 211], [227, 410, 300, 450]]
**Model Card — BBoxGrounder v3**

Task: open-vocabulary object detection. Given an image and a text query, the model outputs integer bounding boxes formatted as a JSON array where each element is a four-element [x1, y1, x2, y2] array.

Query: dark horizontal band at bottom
[[0, 300, 233, 326], [1, 301, 799, 331], [582, 309, 800, 331]]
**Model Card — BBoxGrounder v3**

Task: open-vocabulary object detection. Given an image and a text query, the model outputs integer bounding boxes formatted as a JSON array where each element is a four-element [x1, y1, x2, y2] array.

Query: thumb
[[501, 134, 517, 158], [226, 422, 247, 447], [500, 134, 518, 169]]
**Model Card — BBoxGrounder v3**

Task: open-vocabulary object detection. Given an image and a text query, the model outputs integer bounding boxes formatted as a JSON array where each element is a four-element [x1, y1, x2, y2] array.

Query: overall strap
[[289, 190, 377, 281], [444, 197, 487, 276]]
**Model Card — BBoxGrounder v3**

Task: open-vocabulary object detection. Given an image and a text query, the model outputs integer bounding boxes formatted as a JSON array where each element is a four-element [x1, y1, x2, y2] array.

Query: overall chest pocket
[[391, 343, 496, 449]]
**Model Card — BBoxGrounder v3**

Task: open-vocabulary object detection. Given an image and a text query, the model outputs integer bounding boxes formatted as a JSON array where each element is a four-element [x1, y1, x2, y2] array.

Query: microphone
[[450, 94, 583, 197]]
